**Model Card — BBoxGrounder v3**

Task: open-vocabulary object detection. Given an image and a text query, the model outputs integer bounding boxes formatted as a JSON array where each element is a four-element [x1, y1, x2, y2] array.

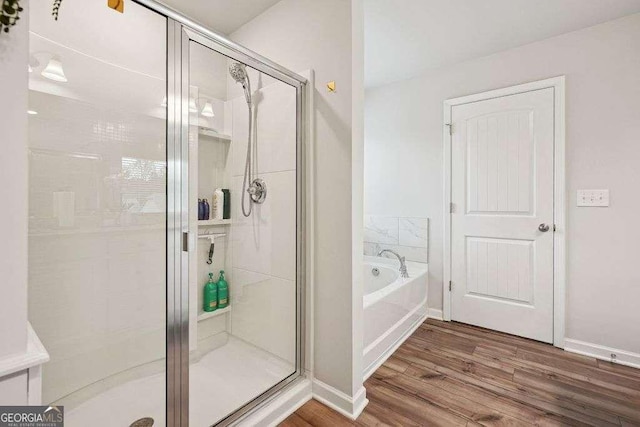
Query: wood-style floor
[[280, 319, 640, 426]]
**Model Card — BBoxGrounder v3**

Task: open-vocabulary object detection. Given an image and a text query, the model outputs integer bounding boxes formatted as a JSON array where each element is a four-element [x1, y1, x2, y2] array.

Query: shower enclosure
[[27, 0, 306, 425]]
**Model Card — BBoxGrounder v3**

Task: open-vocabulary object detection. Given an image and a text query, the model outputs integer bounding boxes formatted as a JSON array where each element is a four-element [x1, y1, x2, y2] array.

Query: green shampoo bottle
[[217, 270, 229, 309], [203, 272, 218, 312]]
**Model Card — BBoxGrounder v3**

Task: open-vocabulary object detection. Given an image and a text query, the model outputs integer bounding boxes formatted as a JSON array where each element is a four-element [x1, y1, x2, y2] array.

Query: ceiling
[[365, 0, 640, 88], [159, 0, 282, 34]]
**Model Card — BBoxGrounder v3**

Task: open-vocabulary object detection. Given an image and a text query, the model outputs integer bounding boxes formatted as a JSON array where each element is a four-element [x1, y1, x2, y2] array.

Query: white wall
[[231, 0, 365, 401], [365, 13, 640, 354], [0, 0, 29, 361], [351, 0, 365, 405]]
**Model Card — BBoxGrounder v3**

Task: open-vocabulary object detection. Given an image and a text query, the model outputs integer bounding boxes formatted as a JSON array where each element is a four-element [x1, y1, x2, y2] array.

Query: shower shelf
[[198, 219, 231, 226], [198, 127, 231, 141], [197, 306, 231, 322]]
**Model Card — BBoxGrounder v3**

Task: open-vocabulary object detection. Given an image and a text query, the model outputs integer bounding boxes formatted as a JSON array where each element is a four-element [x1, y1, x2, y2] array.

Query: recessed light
[[27, 110, 38, 115]]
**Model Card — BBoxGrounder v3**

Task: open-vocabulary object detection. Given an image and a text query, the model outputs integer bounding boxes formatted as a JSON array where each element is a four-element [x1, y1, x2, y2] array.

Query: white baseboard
[[363, 312, 427, 381], [239, 377, 312, 427], [312, 379, 368, 420], [427, 308, 443, 321], [564, 339, 640, 370]]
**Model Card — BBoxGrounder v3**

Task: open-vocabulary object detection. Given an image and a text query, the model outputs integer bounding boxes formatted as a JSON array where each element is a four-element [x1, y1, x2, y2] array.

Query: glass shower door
[[182, 32, 303, 425], [27, 2, 168, 426]]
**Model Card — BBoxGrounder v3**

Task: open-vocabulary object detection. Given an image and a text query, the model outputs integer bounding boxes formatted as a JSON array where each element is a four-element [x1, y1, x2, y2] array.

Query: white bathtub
[[363, 255, 428, 379]]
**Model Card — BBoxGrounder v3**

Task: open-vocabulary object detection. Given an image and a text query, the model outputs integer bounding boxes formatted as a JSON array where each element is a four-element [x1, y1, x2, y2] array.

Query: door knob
[[538, 223, 550, 232]]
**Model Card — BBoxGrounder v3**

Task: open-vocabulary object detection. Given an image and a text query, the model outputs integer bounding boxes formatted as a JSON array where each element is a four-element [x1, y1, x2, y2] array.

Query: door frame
[[442, 76, 566, 348]]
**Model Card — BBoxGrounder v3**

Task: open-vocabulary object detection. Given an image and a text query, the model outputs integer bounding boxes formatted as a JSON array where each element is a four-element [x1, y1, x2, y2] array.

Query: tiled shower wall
[[229, 73, 298, 365], [364, 215, 429, 263]]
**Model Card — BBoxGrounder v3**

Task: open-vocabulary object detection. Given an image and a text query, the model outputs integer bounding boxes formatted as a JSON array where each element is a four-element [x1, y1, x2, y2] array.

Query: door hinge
[[450, 202, 455, 213], [449, 281, 453, 292], [553, 224, 557, 232], [445, 123, 453, 136]]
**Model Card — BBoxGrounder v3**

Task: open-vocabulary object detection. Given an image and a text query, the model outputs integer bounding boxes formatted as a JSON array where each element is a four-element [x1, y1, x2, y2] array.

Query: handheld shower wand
[[229, 62, 267, 217], [229, 62, 252, 106]]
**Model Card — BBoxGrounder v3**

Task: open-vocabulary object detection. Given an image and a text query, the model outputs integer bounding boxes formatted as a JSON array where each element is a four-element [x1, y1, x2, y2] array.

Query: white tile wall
[[229, 269, 296, 364], [231, 171, 296, 281], [364, 215, 429, 263], [229, 79, 298, 364], [231, 82, 297, 177]]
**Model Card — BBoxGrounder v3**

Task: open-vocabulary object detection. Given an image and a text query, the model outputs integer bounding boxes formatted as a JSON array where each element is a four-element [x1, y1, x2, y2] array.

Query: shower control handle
[[249, 178, 267, 204], [538, 223, 550, 232]]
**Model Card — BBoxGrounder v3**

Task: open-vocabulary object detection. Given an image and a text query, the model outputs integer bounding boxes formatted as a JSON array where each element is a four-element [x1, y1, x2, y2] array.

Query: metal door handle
[[538, 223, 550, 232]]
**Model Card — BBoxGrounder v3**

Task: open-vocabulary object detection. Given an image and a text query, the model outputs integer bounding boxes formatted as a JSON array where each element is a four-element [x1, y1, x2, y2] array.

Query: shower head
[[229, 62, 247, 84], [229, 62, 252, 105]]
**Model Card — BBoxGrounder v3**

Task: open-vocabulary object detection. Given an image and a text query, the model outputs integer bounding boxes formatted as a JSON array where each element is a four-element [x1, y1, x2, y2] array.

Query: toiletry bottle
[[198, 199, 204, 221], [203, 272, 218, 312], [217, 270, 229, 309], [203, 199, 210, 220], [214, 189, 224, 220], [222, 189, 230, 219], [211, 190, 219, 219]]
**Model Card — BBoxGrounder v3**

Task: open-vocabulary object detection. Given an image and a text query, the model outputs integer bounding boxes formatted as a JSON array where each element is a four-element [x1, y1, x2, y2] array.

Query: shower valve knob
[[249, 178, 267, 204]]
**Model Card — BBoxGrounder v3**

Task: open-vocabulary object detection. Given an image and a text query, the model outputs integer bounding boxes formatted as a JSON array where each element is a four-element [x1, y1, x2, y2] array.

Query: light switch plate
[[577, 189, 609, 207]]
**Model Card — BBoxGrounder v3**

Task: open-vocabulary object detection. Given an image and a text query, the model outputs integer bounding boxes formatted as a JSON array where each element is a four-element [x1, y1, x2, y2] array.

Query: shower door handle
[[182, 232, 189, 252]]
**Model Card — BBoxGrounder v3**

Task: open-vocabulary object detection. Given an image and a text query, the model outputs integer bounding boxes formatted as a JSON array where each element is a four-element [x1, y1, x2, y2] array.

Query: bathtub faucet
[[377, 249, 409, 278]]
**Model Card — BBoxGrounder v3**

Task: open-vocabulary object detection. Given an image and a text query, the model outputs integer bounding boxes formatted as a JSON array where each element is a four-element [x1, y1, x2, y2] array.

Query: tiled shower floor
[[64, 337, 294, 427]]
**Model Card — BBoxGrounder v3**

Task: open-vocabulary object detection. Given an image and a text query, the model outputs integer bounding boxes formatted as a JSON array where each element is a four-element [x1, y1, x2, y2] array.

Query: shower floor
[[64, 337, 294, 427]]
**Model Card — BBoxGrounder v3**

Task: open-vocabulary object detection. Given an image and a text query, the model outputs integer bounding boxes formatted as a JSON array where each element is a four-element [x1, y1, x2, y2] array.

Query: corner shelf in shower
[[198, 127, 232, 141], [198, 219, 232, 227], [197, 306, 231, 322]]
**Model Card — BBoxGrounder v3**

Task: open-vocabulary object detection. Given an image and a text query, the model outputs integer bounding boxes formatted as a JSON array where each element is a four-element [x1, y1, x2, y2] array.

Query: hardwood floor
[[280, 319, 640, 426]]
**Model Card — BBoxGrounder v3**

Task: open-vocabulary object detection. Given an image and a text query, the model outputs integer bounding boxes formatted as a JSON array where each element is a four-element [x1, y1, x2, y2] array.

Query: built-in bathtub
[[363, 255, 428, 379]]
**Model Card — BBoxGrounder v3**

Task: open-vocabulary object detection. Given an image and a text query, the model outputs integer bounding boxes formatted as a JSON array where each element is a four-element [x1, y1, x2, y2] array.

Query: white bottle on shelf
[[213, 188, 224, 220]]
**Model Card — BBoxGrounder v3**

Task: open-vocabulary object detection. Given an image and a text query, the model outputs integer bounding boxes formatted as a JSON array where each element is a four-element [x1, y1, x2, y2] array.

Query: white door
[[450, 87, 555, 343]]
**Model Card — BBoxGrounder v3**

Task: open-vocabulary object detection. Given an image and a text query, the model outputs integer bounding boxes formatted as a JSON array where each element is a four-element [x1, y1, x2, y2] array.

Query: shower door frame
[[136, 1, 307, 425]]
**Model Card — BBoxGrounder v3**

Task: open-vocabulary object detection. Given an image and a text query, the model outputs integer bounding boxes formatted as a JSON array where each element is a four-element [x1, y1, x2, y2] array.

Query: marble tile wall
[[364, 215, 429, 263]]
